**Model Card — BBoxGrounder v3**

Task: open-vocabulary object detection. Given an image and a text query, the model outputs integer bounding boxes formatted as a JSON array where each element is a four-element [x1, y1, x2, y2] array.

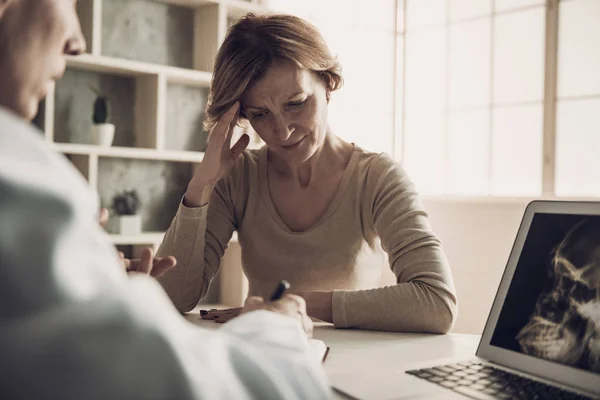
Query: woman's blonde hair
[[203, 13, 343, 132]]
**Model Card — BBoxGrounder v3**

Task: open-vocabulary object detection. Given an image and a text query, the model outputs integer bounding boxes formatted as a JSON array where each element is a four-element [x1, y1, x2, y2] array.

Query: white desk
[[185, 310, 480, 399]]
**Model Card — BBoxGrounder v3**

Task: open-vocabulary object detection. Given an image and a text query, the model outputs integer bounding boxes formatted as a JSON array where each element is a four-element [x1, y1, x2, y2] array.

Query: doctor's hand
[[98, 208, 109, 228]]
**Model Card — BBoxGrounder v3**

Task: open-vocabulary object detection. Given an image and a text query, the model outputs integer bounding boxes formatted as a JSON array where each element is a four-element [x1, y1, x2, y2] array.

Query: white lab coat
[[0, 107, 330, 400]]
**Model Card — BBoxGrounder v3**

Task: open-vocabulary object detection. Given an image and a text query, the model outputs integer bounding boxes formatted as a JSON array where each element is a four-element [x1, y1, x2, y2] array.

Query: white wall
[[422, 198, 529, 334]]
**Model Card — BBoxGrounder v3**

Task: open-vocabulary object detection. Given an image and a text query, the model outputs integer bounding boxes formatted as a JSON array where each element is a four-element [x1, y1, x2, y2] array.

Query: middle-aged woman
[[157, 13, 457, 333]]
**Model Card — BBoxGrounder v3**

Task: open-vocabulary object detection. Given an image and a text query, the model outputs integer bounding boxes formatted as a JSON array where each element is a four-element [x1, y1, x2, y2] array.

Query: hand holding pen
[[200, 280, 313, 336], [242, 280, 313, 337]]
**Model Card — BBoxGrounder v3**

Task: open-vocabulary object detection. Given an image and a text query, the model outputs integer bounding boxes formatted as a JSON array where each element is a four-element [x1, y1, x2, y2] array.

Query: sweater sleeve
[[156, 158, 242, 313], [331, 154, 458, 333]]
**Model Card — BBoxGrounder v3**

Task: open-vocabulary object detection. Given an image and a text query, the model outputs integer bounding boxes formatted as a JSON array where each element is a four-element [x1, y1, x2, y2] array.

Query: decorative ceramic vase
[[118, 214, 142, 235], [91, 123, 115, 147]]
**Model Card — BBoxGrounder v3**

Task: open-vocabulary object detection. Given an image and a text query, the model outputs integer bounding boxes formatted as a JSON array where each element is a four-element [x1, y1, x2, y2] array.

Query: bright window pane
[[353, 30, 396, 113], [555, 98, 600, 197], [491, 104, 543, 196], [260, 0, 318, 17], [395, 35, 404, 161], [330, 109, 394, 155], [557, 0, 600, 98], [449, 0, 492, 22], [360, 112, 395, 155], [404, 28, 446, 194], [405, 28, 446, 109], [404, 110, 445, 195], [397, 0, 405, 33], [405, 0, 446, 30], [493, 8, 545, 104], [360, 0, 396, 32], [494, 0, 545, 13], [308, 0, 360, 28], [448, 18, 491, 109], [447, 110, 491, 195]]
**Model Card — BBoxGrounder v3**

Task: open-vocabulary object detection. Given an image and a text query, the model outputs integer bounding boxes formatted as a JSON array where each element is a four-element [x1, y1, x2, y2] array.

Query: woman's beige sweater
[[157, 146, 457, 333]]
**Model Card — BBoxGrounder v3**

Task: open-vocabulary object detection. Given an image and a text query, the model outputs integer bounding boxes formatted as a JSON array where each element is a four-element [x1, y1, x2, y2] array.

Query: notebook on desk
[[331, 201, 600, 399]]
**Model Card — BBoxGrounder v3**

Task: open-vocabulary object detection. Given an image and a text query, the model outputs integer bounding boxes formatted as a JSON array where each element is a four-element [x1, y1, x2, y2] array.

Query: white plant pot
[[91, 123, 115, 147], [118, 214, 142, 235]]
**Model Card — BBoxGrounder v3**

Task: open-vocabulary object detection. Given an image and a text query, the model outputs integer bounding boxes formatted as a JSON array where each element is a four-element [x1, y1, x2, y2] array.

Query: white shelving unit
[[110, 232, 166, 245], [53, 143, 205, 162], [40, 0, 262, 251], [66, 54, 213, 87]]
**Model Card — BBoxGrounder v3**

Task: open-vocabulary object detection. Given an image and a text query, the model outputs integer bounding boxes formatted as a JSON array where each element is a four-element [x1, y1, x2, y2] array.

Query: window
[[260, 0, 600, 199], [555, 0, 600, 197], [401, 1, 546, 196], [261, 0, 398, 155]]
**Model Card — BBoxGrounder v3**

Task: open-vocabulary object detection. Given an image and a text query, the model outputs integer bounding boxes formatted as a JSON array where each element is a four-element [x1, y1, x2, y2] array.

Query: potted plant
[[90, 85, 115, 147], [112, 189, 142, 235]]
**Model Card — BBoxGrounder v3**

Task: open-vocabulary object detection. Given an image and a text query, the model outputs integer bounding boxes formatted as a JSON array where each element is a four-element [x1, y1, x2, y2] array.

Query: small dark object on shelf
[[90, 84, 110, 124], [112, 189, 141, 215]]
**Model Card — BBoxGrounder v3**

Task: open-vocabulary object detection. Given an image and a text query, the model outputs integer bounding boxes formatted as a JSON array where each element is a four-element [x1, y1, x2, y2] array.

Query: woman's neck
[[269, 127, 353, 188]]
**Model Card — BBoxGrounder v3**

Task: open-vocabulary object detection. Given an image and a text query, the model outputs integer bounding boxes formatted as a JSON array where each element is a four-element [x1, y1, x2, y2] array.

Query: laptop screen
[[489, 213, 600, 375]]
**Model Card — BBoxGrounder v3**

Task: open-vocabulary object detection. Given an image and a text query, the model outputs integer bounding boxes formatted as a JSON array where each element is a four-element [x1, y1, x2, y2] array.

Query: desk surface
[[185, 309, 481, 399]]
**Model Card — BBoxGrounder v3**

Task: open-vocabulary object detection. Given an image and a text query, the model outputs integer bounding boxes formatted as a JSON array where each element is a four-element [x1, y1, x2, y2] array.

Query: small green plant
[[89, 84, 110, 124], [112, 189, 141, 216]]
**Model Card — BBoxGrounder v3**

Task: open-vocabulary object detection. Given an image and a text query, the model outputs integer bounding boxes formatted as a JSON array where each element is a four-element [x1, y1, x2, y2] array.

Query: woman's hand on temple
[[184, 101, 250, 207]]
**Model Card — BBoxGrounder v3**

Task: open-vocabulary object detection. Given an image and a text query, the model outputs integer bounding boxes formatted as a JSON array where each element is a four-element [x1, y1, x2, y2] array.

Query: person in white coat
[[0, 1, 330, 399]]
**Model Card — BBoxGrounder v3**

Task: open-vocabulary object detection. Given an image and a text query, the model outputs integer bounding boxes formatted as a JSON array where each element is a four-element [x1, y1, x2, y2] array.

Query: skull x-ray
[[491, 214, 600, 375], [517, 218, 600, 372]]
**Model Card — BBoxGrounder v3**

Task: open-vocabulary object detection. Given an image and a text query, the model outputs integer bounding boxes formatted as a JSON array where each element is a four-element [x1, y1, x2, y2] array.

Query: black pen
[[269, 280, 290, 301]]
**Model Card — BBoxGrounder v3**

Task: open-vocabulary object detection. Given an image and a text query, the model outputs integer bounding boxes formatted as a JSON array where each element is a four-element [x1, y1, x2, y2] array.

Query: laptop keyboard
[[406, 360, 593, 400]]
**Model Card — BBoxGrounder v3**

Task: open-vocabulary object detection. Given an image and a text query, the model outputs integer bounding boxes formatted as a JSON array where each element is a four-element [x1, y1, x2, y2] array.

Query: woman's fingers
[[200, 307, 241, 322], [98, 208, 109, 228], [209, 101, 240, 150], [149, 256, 177, 278], [230, 133, 250, 157], [119, 252, 132, 271], [127, 256, 175, 276], [223, 104, 240, 152], [245, 296, 264, 306], [136, 247, 153, 275]]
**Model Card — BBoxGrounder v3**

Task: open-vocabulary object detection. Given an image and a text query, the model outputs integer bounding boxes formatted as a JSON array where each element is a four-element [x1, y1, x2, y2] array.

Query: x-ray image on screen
[[491, 214, 600, 374]]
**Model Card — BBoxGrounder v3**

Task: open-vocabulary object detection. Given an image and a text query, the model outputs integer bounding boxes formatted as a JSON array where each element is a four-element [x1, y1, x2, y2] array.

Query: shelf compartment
[[98, 158, 194, 233], [54, 68, 137, 147], [165, 84, 209, 152], [102, 0, 195, 69]]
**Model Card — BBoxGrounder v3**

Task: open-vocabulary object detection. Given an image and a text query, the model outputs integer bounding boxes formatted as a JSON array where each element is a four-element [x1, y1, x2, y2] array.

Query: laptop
[[331, 201, 600, 399]]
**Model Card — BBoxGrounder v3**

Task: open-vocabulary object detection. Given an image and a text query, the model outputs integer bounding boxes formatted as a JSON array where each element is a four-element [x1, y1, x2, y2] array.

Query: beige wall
[[422, 198, 530, 334]]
